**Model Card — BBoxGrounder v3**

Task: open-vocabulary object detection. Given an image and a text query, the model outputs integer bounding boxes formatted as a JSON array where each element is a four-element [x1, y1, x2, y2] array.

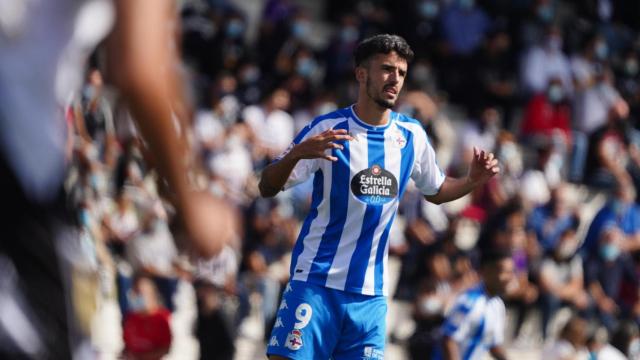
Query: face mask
[[292, 20, 310, 39], [296, 57, 317, 77], [420, 297, 443, 315], [595, 41, 609, 60], [242, 66, 260, 83], [83, 85, 97, 100], [129, 293, 146, 312], [625, 59, 639, 76], [600, 243, 620, 261], [459, 0, 475, 9], [537, 5, 554, 23], [420, 1, 439, 18], [225, 19, 244, 38], [547, 84, 564, 103], [340, 26, 359, 43], [79, 209, 91, 228], [557, 241, 577, 259], [628, 338, 640, 358]]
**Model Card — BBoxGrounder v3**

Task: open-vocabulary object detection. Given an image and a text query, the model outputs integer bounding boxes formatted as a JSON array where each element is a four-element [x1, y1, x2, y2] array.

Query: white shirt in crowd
[[242, 105, 294, 156], [194, 245, 238, 288]]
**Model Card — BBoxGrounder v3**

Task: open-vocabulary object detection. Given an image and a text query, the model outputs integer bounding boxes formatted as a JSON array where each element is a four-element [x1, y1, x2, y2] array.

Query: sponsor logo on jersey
[[279, 299, 288, 310], [362, 346, 384, 359], [351, 165, 398, 205], [274, 317, 284, 328]]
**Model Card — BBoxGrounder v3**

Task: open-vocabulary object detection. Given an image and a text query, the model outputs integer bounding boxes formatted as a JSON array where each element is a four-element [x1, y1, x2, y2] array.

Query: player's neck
[[353, 100, 391, 127]]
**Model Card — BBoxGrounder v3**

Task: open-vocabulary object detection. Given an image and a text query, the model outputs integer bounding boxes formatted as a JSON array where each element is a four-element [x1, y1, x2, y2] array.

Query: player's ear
[[355, 65, 367, 83]]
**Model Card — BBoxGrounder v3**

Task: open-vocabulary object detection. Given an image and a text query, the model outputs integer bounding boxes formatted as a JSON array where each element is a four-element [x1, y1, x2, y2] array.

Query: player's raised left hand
[[468, 147, 499, 185]]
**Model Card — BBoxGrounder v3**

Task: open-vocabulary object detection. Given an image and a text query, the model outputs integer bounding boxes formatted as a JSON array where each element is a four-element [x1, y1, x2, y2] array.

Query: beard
[[366, 77, 395, 109]]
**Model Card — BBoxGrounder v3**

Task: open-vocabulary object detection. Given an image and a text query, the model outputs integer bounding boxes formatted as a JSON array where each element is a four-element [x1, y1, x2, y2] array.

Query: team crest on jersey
[[390, 128, 407, 149], [351, 165, 398, 205], [285, 329, 303, 350]]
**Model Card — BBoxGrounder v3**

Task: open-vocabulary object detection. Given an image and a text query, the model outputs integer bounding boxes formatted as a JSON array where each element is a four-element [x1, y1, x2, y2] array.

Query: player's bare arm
[[424, 147, 500, 204], [259, 129, 353, 197]]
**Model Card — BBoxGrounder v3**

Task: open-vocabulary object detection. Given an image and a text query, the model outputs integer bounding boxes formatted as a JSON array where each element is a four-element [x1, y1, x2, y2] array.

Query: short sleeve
[[411, 132, 446, 196], [273, 123, 320, 190], [488, 299, 506, 347]]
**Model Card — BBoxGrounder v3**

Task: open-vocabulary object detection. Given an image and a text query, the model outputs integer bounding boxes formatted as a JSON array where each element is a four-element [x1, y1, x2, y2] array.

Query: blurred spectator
[[584, 226, 639, 331], [573, 65, 623, 135], [541, 316, 589, 359], [527, 184, 579, 254], [194, 245, 239, 360], [537, 226, 589, 339], [521, 77, 572, 146], [122, 274, 172, 360], [520, 25, 573, 96], [74, 68, 114, 152], [611, 320, 640, 359], [615, 48, 640, 128], [440, 0, 490, 56], [242, 87, 294, 160], [472, 27, 519, 129], [586, 325, 627, 360], [582, 183, 640, 257], [584, 98, 640, 191], [441, 249, 514, 360]]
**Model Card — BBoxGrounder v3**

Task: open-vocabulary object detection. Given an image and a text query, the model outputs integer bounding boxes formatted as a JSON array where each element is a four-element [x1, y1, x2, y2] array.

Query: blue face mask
[[459, 0, 475, 9], [79, 209, 91, 227], [595, 41, 608, 60], [292, 21, 310, 39], [129, 293, 146, 312], [537, 5, 554, 22], [420, 1, 439, 18], [547, 85, 564, 103], [225, 19, 244, 38], [296, 58, 317, 77], [600, 243, 620, 261]]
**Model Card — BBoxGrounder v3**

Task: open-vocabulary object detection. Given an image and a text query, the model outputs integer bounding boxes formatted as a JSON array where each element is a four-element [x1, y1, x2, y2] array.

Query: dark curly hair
[[354, 34, 414, 67]]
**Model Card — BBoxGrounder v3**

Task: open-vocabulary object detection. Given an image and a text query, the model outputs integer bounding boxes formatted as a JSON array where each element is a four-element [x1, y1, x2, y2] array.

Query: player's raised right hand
[[290, 129, 354, 162]]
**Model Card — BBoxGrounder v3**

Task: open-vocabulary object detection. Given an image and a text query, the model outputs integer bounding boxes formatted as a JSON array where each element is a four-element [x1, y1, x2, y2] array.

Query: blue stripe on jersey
[[290, 169, 324, 276], [397, 125, 415, 197], [292, 111, 346, 144], [463, 316, 486, 360], [373, 212, 395, 294], [307, 120, 350, 285], [344, 129, 386, 291]]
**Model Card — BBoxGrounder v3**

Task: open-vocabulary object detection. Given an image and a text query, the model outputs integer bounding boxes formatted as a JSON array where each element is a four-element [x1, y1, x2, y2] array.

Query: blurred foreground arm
[[110, 0, 234, 256]]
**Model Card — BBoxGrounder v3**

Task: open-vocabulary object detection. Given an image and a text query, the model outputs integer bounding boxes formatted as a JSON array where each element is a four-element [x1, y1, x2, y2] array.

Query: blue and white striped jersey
[[440, 284, 506, 360], [279, 105, 445, 296]]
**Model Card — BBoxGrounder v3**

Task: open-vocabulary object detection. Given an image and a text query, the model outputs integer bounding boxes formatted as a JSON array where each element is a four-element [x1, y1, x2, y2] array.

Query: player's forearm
[[259, 151, 300, 198], [112, 0, 191, 208], [424, 176, 478, 205], [490, 346, 508, 360], [443, 336, 460, 360]]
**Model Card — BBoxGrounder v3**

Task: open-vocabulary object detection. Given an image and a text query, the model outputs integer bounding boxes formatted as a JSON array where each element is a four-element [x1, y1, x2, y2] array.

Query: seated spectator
[[527, 183, 580, 253], [123, 274, 172, 360], [242, 87, 295, 160], [541, 316, 589, 359], [520, 78, 572, 146], [520, 25, 573, 97], [585, 226, 639, 331], [581, 183, 640, 258], [538, 227, 589, 339], [193, 245, 239, 360], [584, 99, 640, 191], [573, 64, 623, 136], [586, 325, 627, 360]]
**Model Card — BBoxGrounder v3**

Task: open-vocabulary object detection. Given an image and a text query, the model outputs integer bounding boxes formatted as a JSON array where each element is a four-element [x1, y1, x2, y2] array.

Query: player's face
[[484, 258, 515, 297], [360, 51, 407, 109]]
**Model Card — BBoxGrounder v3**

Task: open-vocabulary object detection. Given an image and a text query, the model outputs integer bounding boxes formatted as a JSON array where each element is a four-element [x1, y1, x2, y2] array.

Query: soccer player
[[259, 34, 500, 360], [441, 249, 515, 360]]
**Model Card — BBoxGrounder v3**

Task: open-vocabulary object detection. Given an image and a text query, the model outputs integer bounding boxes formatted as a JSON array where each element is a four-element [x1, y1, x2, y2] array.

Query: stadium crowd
[[66, 0, 640, 358]]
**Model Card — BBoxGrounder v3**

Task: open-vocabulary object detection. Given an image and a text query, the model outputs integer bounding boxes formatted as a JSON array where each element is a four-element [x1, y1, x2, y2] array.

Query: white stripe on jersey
[[325, 121, 368, 290]]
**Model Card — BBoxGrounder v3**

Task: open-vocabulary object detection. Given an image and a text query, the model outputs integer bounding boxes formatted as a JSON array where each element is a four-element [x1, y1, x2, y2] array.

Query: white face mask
[[557, 241, 577, 259], [420, 296, 443, 316]]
